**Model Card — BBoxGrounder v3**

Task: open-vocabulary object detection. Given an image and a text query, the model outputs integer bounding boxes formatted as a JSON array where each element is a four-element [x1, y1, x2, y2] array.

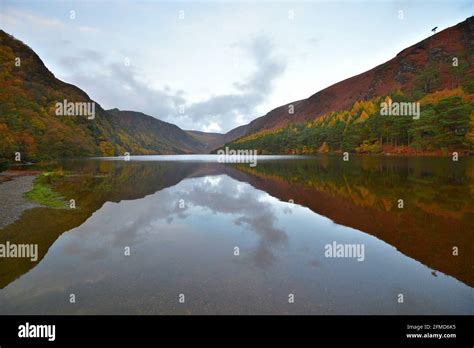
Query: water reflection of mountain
[[1, 157, 472, 289], [228, 157, 474, 288]]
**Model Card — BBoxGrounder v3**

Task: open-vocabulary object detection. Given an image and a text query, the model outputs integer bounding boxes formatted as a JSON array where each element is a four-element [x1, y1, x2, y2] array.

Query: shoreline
[[0, 170, 43, 230], [1, 150, 472, 169]]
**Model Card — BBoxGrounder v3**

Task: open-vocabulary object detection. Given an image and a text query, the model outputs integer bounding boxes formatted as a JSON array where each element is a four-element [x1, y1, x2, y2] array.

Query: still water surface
[[0, 155, 473, 314]]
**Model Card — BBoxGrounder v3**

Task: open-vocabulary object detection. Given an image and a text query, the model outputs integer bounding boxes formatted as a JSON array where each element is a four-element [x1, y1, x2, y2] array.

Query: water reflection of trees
[[0, 161, 198, 289], [231, 156, 474, 288]]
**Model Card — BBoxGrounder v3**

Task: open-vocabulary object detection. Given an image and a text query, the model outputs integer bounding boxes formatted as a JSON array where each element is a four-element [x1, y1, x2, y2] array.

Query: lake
[[0, 155, 473, 314]]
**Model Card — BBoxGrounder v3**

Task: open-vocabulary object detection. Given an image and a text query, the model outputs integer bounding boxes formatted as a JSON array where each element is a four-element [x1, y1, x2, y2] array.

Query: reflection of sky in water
[[0, 175, 473, 314]]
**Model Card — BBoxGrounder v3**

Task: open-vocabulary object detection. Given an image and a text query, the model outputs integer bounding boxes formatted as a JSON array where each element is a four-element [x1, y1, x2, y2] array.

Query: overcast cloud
[[55, 35, 284, 132]]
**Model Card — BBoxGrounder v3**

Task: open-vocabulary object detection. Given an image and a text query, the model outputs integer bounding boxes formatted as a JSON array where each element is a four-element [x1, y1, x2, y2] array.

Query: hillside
[[219, 16, 474, 154], [185, 130, 225, 153], [186, 129, 252, 152], [106, 109, 207, 154], [0, 30, 206, 162]]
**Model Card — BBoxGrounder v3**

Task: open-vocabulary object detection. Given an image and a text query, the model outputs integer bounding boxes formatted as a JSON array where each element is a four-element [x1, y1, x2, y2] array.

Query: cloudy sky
[[0, 0, 471, 133]]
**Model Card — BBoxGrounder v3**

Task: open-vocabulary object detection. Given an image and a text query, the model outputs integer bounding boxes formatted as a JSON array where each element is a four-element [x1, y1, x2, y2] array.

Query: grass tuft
[[25, 172, 68, 208]]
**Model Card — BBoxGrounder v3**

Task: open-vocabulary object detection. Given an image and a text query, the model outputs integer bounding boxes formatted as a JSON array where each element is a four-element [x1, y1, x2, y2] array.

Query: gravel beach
[[0, 171, 42, 230]]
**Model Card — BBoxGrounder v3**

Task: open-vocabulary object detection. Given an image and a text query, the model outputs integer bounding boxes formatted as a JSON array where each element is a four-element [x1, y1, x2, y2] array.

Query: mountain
[[186, 129, 251, 152], [0, 30, 207, 161], [106, 109, 207, 154], [185, 130, 226, 152], [218, 16, 474, 154]]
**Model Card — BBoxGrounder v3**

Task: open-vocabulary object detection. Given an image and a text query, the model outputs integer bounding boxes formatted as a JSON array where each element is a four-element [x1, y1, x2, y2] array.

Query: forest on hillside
[[222, 86, 474, 156]]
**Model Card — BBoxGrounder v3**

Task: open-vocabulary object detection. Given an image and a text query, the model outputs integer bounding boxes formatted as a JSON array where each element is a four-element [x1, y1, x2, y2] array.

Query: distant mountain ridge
[[106, 109, 207, 154]]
